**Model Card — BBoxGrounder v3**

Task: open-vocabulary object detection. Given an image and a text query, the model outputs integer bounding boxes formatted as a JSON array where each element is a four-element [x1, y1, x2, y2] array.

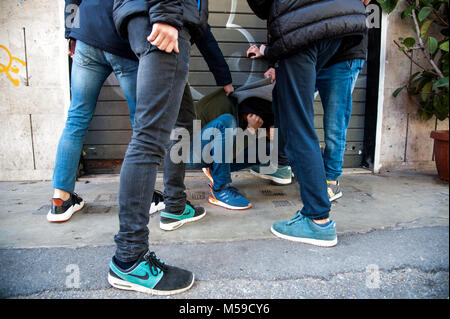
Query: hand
[[247, 114, 264, 132], [68, 39, 76, 58], [247, 45, 265, 59], [223, 84, 234, 96], [264, 67, 276, 83], [147, 23, 179, 54], [361, 0, 371, 5]]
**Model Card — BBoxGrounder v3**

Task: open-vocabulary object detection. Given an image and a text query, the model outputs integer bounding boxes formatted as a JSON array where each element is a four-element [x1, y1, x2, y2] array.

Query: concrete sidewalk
[[0, 170, 448, 298]]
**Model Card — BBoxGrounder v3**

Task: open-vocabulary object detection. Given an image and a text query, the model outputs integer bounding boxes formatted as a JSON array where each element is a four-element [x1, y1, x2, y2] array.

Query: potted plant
[[378, 0, 449, 181]]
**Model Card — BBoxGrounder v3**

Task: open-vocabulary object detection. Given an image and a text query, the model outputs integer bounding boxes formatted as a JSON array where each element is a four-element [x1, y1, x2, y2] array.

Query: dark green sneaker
[[271, 211, 337, 247], [250, 165, 292, 185], [108, 251, 194, 296], [159, 201, 206, 231], [327, 181, 343, 202]]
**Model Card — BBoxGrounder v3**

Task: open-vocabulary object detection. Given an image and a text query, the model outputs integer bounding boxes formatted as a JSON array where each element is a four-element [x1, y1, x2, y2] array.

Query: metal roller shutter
[[83, 0, 367, 174]]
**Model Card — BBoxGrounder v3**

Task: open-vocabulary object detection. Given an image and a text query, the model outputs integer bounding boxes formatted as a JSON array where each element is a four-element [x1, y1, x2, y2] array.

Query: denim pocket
[[73, 41, 94, 66]]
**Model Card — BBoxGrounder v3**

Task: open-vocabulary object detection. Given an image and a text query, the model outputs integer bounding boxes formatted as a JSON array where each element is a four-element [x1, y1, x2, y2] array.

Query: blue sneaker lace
[[144, 252, 167, 275], [222, 185, 242, 198], [287, 211, 305, 225]]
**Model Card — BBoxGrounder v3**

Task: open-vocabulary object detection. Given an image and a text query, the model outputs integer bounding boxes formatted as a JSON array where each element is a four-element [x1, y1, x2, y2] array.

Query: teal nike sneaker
[[108, 251, 194, 295], [271, 211, 338, 247], [250, 165, 292, 185], [160, 201, 206, 231]]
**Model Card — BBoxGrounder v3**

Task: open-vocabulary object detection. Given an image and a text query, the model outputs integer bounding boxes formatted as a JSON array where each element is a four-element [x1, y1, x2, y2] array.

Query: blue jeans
[[273, 38, 342, 220], [316, 59, 365, 181], [114, 16, 191, 262], [52, 40, 138, 193], [188, 114, 237, 190], [187, 114, 283, 190]]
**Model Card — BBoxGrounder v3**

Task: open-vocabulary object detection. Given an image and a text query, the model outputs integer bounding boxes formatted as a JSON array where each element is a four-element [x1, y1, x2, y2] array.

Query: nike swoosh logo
[[129, 272, 149, 280]]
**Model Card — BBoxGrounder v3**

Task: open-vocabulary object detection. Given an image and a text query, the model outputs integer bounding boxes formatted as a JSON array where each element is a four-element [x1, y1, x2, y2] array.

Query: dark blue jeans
[[52, 41, 138, 193], [316, 59, 365, 181], [273, 38, 342, 220], [114, 16, 191, 262]]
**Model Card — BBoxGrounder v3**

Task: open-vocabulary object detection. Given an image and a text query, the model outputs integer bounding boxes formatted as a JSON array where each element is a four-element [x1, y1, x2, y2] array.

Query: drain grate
[[272, 200, 293, 208], [261, 189, 286, 197]]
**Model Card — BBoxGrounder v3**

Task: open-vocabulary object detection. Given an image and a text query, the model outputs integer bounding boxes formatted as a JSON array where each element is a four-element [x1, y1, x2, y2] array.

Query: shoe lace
[[143, 251, 168, 276], [223, 185, 242, 198], [287, 211, 305, 225], [72, 193, 82, 205]]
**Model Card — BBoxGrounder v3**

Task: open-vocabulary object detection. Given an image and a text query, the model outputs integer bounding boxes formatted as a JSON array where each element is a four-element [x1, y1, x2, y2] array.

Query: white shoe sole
[[208, 197, 252, 210], [149, 202, 166, 215], [47, 201, 85, 222], [108, 273, 195, 296], [329, 192, 343, 202], [159, 211, 207, 231], [270, 226, 338, 247], [250, 169, 292, 185]]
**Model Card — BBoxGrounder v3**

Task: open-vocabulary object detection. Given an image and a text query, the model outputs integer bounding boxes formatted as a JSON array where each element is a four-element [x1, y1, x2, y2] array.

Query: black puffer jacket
[[247, 0, 367, 62], [113, 0, 208, 39]]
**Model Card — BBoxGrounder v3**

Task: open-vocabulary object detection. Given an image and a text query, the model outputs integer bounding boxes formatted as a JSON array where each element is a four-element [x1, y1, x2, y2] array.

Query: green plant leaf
[[433, 77, 449, 89], [421, 81, 433, 102], [376, 0, 399, 13], [420, 20, 433, 39], [393, 87, 405, 97], [439, 40, 449, 52], [403, 37, 416, 48], [418, 7, 433, 22], [401, 6, 414, 19], [427, 37, 438, 54]]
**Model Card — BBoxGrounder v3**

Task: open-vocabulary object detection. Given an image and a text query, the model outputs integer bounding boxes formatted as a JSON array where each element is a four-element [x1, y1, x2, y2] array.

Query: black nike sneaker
[[47, 193, 85, 222], [149, 190, 165, 215], [108, 251, 194, 295]]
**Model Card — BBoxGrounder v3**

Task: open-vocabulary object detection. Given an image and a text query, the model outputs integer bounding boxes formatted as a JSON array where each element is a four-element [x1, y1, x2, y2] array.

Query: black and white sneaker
[[150, 190, 165, 215], [47, 193, 85, 222], [327, 181, 343, 202]]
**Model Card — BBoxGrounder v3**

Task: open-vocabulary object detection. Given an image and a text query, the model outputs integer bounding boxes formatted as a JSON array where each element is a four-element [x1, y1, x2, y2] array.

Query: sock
[[313, 220, 332, 227], [113, 256, 136, 271]]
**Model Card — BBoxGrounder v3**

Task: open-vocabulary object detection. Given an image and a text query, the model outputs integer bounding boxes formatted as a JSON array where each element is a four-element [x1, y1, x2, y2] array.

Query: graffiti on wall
[[0, 45, 27, 87]]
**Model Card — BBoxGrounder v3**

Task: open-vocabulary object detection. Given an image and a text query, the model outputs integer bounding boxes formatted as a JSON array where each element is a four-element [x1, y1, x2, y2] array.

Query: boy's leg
[[107, 52, 139, 126], [159, 84, 206, 231], [196, 114, 252, 210], [114, 16, 191, 262], [48, 41, 112, 222], [316, 59, 364, 200], [163, 84, 196, 213], [270, 39, 342, 246]]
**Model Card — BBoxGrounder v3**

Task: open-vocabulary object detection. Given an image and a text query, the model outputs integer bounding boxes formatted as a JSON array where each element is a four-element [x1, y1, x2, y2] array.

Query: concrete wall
[[0, 0, 448, 181], [0, 0, 70, 181], [377, 2, 449, 172]]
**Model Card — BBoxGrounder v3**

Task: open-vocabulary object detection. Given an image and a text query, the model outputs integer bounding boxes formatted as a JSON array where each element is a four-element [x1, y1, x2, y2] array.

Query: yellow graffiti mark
[[0, 45, 27, 87]]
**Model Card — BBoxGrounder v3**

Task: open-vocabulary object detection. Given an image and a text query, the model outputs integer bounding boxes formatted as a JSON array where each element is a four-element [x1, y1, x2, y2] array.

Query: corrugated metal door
[[83, 0, 367, 174]]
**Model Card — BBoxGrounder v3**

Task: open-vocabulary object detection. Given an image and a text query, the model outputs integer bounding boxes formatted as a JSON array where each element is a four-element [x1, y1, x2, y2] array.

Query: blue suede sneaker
[[159, 201, 206, 231], [208, 184, 252, 210], [108, 251, 194, 296], [250, 165, 292, 185], [271, 211, 338, 247]]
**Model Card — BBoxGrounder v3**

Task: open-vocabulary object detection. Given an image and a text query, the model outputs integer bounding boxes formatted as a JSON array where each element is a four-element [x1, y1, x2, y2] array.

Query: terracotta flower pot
[[430, 130, 449, 181]]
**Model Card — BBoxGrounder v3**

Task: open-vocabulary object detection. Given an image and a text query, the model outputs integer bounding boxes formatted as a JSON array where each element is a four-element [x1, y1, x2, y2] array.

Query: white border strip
[[373, 12, 388, 174]]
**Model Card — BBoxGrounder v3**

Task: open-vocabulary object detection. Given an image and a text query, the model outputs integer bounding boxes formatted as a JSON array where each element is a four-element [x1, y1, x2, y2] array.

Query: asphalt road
[[1, 226, 448, 299]]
